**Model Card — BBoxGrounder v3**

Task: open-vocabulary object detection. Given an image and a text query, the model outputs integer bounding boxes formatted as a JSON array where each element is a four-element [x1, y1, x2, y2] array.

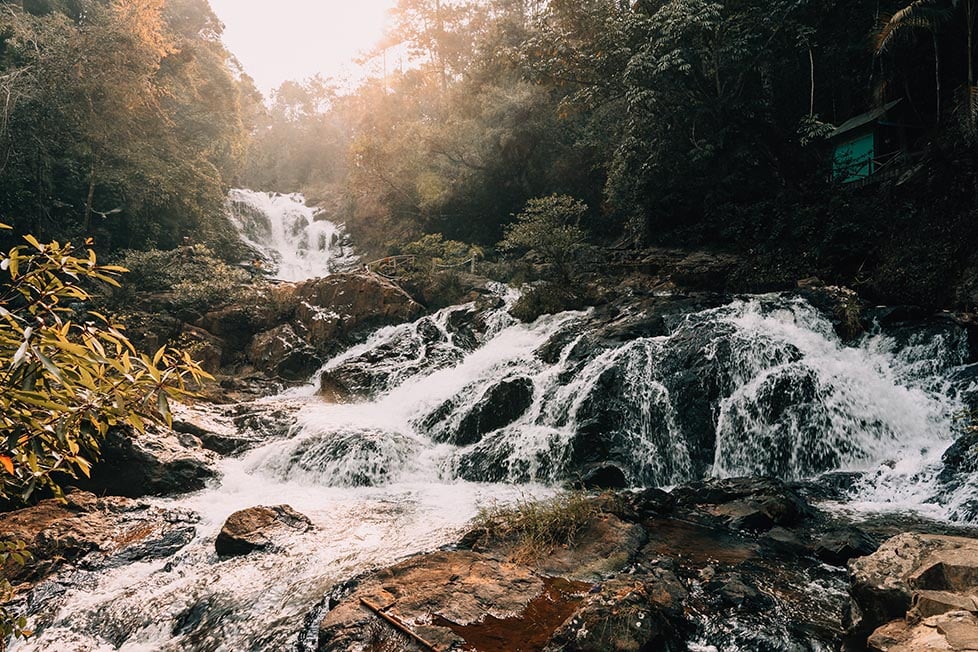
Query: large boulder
[[848, 533, 978, 643], [78, 426, 218, 498], [0, 491, 196, 586], [215, 505, 313, 557], [317, 318, 456, 401], [426, 377, 535, 446], [672, 477, 814, 533], [294, 272, 424, 353], [868, 611, 978, 652], [246, 323, 323, 381]]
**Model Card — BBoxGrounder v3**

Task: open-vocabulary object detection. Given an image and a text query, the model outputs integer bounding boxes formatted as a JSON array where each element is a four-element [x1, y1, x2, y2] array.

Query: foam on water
[[12, 291, 978, 650]]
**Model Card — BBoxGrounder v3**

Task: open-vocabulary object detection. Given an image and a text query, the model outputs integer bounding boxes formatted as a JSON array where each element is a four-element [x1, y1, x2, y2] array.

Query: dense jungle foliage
[[243, 0, 978, 309], [2, 0, 978, 307], [0, 0, 261, 252]]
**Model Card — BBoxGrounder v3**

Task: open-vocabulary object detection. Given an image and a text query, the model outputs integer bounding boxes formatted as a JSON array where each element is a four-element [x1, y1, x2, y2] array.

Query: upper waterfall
[[227, 189, 357, 282]]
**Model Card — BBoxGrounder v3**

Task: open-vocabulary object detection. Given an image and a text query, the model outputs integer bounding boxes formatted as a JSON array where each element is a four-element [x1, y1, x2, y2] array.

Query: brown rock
[[318, 550, 553, 652], [246, 323, 322, 381], [912, 591, 978, 619], [530, 514, 646, 580], [850, 534, 978, 640], [293, 272, 424, 352], [868, 611, 978, 652], [0, 492, 195, 587], [215, 505, 312, 557]]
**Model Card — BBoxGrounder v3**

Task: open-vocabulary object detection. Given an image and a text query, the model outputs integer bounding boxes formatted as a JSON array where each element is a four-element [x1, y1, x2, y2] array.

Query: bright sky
[[208, 1, 398, 97]]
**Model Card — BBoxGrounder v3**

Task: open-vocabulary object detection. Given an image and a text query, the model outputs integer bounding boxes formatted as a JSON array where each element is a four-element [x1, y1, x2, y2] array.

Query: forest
[[1, 0, 978, 309]]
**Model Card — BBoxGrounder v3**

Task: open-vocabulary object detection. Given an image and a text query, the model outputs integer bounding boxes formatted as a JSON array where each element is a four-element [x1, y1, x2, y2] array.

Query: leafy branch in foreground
[[0, 227, 212, 504], [0, 540, 31, 649]]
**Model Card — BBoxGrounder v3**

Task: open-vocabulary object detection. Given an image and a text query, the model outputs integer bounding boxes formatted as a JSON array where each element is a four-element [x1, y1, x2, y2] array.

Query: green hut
[[828, 99, 905, 183]]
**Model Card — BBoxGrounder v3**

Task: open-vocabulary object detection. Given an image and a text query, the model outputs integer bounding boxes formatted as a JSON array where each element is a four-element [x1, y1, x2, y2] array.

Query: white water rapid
[[11, 290, 978, 650], [227, 189, 357, 282]]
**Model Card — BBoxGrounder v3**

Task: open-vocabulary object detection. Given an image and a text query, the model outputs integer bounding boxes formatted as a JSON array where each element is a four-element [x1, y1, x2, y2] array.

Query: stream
[[10, 191, 978, 651]]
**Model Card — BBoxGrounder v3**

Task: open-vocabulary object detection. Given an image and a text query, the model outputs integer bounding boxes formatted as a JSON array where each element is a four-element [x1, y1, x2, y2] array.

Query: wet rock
[[868, 611, 978, 652], [0, 492, 195, 585], [246, 324, 322, 381], [230, 405, 299, 443], [815, 527, 878, 566], [79, 426, 217, 498], [578, 464, 629, 489], [848, 533, 978, 639], [569, 341, 707, 485], [674, 477, 814, 531], [294, 272, 424, 354], [318, 322, 460, 401], [938, 429, 978, 519], [796, 278, 866, 341], [761, 526, 810, 557], [269, 428, 418, 487], [172, 403, 288, 456], [627, 487, 677, 516], [544, 572, 690, 652], [215, 505, 313, 557], [445, 305, 486, 350], [434, 377, 535, 446], [593, 295, 725, 343], [705, 571, 772, 609]]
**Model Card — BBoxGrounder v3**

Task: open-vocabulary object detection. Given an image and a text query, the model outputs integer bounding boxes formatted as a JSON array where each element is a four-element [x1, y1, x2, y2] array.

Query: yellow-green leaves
[[0, 234, 211, 504]]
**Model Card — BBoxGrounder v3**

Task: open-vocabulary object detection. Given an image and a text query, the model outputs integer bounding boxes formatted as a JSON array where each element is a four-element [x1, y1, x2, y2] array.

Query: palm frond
[[875, 0, 952, 54]]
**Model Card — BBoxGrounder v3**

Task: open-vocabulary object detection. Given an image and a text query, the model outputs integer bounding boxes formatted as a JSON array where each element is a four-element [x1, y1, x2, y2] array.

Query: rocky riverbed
[[6, 262, 978, 650]]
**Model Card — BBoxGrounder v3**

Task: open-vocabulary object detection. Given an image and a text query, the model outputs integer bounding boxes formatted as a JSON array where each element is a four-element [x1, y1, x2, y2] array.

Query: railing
[[364, 254, 479, 279], [843, 150, 923, 189], [364, 255, 417, 278]]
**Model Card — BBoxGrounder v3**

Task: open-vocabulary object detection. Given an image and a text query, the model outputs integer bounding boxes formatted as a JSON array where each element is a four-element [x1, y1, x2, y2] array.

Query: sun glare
[[208, 0, 396, 95]]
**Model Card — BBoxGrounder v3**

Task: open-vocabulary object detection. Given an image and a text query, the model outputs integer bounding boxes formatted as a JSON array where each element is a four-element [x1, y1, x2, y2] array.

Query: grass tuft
[[471, 492, 599, 562]]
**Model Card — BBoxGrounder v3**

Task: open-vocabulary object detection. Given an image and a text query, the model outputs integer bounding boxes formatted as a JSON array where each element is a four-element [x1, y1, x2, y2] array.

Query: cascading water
[[227, 189, 357, 282], [11, 291, 978, 650]]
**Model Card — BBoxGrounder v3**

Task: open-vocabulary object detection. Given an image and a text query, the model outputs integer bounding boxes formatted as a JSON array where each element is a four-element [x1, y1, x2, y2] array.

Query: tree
[[0, 228, 210, 503], [876, 0, 978, 131], [876, 0, 951, 120], [0, 0, 252, 252]]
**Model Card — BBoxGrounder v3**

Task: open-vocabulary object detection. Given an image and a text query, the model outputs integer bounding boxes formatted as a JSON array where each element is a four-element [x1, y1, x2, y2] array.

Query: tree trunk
[[934, 31, 941, 123], [435, 0, 447, 93], [808, 46, 815, 116], [83, 159, 96, 233]]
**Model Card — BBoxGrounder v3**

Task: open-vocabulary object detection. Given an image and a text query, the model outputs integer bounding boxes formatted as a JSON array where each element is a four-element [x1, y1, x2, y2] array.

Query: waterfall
[[227, 189, 357, 282], [262, 293, 971, 501], [11, 292, 978, 651]]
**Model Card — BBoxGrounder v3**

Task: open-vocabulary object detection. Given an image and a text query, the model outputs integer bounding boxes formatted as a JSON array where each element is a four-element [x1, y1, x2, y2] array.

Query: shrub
[[108, 245, 251, 316], [499, 195, 594, 282], [508, 282, 589, 323]]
